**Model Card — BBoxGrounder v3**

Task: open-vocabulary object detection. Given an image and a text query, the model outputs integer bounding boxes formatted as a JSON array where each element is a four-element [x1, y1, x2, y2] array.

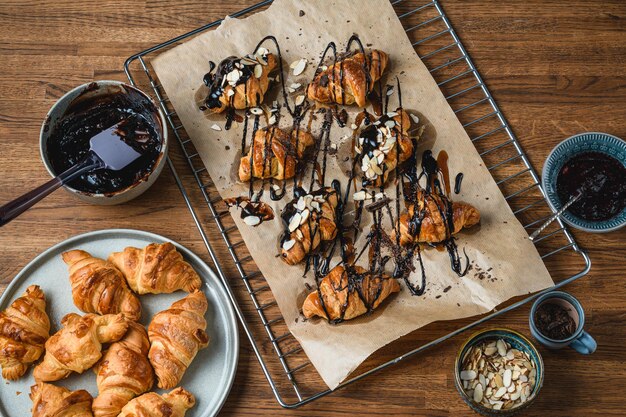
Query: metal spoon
[[0, 119, 143, 227], [530, 172, 608, 241]]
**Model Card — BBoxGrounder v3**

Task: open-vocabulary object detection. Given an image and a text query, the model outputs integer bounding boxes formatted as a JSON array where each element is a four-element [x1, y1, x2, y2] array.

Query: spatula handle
[[0, 153, 102, 227]]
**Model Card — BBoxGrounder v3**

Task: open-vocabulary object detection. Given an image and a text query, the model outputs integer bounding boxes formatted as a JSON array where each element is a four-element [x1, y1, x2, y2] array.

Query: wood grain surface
[[0, 1, 624, 416]]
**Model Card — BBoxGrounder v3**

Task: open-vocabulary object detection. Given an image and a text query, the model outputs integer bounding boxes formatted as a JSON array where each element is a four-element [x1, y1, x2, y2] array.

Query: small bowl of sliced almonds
[[454, 328, 544, 416]]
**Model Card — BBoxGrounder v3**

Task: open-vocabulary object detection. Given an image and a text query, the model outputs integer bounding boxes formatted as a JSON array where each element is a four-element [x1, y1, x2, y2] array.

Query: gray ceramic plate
[[0, 229, 239, 417]]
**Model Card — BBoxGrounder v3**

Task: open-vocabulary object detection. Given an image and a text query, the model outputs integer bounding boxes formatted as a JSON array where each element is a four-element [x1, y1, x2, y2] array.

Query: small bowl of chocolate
[[542, 132, 626, 233], [40, 80, 168, 205]]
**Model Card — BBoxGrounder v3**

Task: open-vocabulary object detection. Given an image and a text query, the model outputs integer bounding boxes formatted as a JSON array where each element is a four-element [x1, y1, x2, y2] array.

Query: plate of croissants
[[0, 229, 239, 417]]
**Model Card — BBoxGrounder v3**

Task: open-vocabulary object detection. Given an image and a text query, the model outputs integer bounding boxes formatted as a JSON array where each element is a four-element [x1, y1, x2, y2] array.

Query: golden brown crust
[[108, 242, 202, 295], [33, 313, 128, 382], [92, 322, 154, 417], [306, 50, 389, 107], [148, 291, 209, 389], [205, 53, 278, 113], [62, 250, 142, 321], [397, 193, 481, 246], [280, 188, 339, 265], [238, 126, 315, 182], [0, 285, 50, 380], [302, 265, 400, 321], [30, 382, 94, 417], [117, 387, 195, 417]]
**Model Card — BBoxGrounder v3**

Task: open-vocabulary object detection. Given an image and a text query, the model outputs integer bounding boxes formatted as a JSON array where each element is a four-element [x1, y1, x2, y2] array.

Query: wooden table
[[1, 1, 624, 415]]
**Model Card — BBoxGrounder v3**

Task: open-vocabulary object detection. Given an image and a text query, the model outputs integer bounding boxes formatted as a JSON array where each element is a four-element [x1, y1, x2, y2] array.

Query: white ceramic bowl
[[39, 80, 168, 205]]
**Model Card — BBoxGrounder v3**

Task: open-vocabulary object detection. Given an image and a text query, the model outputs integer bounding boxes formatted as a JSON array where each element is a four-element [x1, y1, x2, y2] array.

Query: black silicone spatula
[[0, 120, 142, 227]]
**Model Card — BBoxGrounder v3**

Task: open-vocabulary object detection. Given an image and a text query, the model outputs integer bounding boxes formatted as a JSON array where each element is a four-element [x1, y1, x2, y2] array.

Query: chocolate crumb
[[225, 145, 230, 150], [443, 285, 452, 293], [436, 295, 442, 299], [535, 302, 576, 340], [299, 10, 305, 16]]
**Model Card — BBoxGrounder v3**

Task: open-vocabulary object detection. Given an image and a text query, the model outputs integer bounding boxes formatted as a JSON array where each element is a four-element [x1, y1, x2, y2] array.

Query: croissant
[[33, 313, 128, 382], [238, 126, 315, 182], [0, 285, 50, 380], [397, 192, 481, 246], [117, 387, 195, 417], [30, 382, 93, 417], [279, 188, 339, 265], [306, 49, 389, 107], [201, 49, 278, 113], [92, 322, 154, 417], [355, 109, 414, 186], [148, 290, 209, 389], [108, 242, 202, 295], [302, 264, 400, 322], [62, 250, 142, 321]]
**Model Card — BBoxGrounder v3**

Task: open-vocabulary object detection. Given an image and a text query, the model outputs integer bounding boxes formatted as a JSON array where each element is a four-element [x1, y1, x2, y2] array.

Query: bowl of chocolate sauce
[[40, 80, 168, 205], [542, 132, 626, 232]]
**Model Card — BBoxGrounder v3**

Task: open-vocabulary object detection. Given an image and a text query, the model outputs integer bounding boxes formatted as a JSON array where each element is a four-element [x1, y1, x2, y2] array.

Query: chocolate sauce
[[46, 88, 162, 194], [556, 151, 625, 221], [535, 302, 576, 340], [454, 173, 464, 194]]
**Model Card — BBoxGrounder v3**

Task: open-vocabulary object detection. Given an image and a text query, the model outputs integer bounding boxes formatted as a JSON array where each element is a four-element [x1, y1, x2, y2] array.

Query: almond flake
[[295, 95, 305, 106], [268, 115, 277, 125], [282, 239, 296, 251], [243, 216, 261, 226], [288, 213, 301, 232], [250, 107, 263, 115], [299, 208, 310, 224], [254, 64, 263, 78], [292, 58, 307, 76], [210, 124, 222, 131], [460, 370, 477, 381]]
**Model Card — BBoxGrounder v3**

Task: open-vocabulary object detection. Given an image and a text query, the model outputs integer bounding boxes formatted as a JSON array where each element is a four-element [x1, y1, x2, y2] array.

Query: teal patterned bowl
[[454, 328, 544, 416], [541, 132, 626, 233]]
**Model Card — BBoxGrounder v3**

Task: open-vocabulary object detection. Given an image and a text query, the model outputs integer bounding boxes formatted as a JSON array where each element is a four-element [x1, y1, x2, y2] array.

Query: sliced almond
[[243, 216, 260, 226], [296, 197, 306, 211], [493, 387, 507, 399], [250, 107, 263, 115], [503, 369, 512, 387], [268, 115, 277, 125], [299, 208, 310, 224], [210, 124, 222, 131], [496, 339, 507, 357], [460, 370, 477, 381], [295, 95, 305, 106], [292, 58, 307, 76], [254, 64, 263, 79], [473, 383, 483, 403], [353, 191, 367, 201], [226, 89, 235, 97], [282, 239, 296, 251], [288, 213, 301, 232]]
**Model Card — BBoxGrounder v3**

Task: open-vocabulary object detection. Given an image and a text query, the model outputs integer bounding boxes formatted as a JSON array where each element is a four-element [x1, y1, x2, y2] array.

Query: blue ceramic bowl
[[541, 132, 626, 233], [454, 328, 544, 416]]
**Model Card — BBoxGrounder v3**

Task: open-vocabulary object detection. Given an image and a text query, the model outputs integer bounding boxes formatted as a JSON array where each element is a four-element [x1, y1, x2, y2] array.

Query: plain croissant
[[148, 290, 209, 389], [108, 242, 202, 295], [117, 387, 195, 417], [30, 382, 93, 417], [92, 322, 154, 417], [0, 285, 50, 380], [33, 313, 128, 382], [62, 250, 142, 321]]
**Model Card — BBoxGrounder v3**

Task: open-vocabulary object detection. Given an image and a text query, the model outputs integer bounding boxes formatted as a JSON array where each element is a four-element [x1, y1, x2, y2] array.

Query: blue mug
[[529, 291, 596, 354]]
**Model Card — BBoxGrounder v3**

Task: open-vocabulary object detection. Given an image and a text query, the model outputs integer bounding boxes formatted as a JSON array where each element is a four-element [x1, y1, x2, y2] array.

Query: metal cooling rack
[[124, 0, 591, 408]]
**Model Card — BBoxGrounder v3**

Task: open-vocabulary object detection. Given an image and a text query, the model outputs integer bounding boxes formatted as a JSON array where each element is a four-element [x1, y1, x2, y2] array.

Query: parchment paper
[[152, 0, 554, 389]]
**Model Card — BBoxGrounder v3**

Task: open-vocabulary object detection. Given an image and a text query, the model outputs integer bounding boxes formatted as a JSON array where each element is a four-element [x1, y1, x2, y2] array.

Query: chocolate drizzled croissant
[[306, 50, 388, 107], [302, 264, 400, 322], [239, 126, 315, 182]]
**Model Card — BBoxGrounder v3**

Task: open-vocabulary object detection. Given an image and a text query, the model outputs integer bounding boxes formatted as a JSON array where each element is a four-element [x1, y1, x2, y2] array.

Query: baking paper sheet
[[152, 0, 554, 389]]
